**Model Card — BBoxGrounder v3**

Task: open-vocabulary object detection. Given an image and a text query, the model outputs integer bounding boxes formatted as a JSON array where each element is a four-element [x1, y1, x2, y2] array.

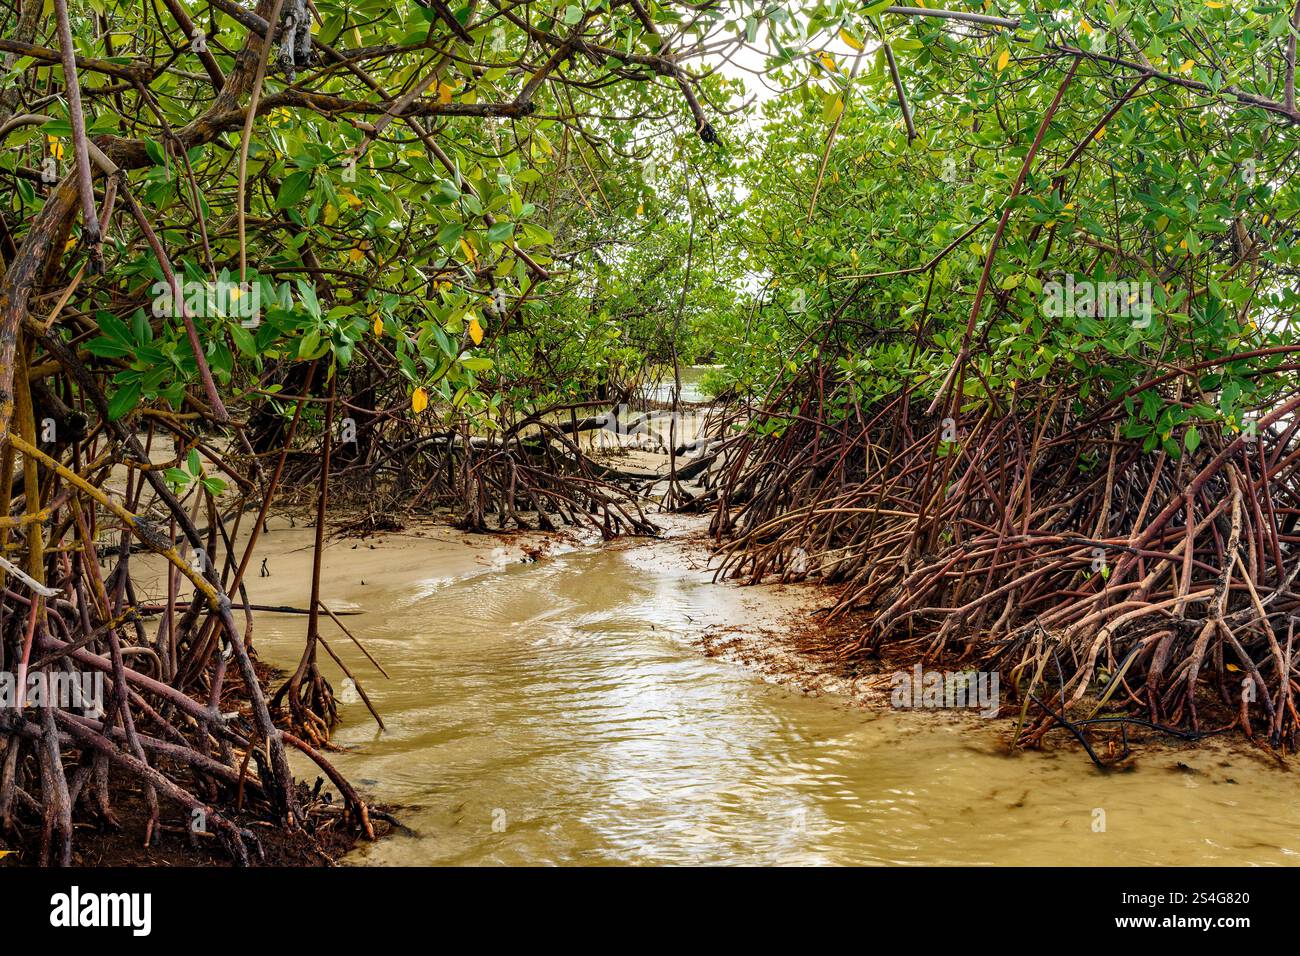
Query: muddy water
[[245, 524, 1300, 866]]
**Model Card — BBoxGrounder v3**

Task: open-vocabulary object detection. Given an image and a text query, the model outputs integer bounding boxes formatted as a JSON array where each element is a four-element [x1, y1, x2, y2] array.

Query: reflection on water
[[639, 366, 712, 405], [252, 538, 1300, 866]]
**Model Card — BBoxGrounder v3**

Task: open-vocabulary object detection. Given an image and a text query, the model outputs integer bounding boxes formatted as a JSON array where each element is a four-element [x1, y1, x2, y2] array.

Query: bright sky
[[703, 24, 877, 122]]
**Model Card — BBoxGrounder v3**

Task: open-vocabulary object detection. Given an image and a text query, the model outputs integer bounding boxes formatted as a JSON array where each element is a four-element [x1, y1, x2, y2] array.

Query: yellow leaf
[[1079, 18, 1093, 34], [468, 316, 484, 345], [996, 48, 1010, 71], [1206, 1, 1224, 7], [1180, 59, 1194, 74], [438, 83, 454, 104], [372, 312, 384, 336], [840, 29, 864, 52], [47, 136, 64, 160], [412, 388, 429, 414], [819, 53, 837, 72], [1225, 662, 1240, 672], [347, 245, 366, 263], [459, 237, 477, 263], [635, 203, 644, 216]]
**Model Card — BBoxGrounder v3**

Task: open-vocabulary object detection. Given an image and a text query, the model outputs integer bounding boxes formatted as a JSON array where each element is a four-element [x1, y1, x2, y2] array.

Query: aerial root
[[709, 357, 1300, 759]]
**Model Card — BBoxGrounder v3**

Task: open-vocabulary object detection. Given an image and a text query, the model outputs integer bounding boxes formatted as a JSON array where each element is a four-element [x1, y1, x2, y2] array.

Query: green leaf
[[277, 171, 313, 209], [85, 337, 133, 359], [297, 328, 322, 360], [230, 324, 257, 356], [107, 382, 142, 421], [521, 223, 555, 245], [438, 223, 466, 247]]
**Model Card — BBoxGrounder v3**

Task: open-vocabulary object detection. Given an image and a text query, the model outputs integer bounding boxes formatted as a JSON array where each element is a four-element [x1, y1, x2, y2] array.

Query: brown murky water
[[244, 524, 1300, 866]]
